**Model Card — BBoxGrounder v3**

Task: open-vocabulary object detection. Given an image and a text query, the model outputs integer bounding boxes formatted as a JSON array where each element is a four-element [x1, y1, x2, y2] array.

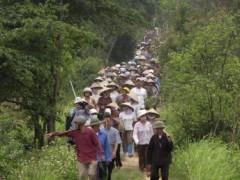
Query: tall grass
[[10, 144, 78, 180], [171, 139, 240, 180], [10, 143, 144, 180]]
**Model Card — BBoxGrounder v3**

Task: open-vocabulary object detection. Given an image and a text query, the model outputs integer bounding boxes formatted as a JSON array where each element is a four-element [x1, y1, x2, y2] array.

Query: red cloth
[[53, 128, 104, 163]]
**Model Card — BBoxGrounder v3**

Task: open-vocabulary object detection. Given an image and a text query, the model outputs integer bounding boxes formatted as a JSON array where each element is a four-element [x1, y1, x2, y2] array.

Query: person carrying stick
[[47, 116, 104, 180]]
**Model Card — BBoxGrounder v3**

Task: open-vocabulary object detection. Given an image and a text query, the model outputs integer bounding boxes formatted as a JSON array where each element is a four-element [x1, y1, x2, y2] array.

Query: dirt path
[[121, 154, 151, 180]]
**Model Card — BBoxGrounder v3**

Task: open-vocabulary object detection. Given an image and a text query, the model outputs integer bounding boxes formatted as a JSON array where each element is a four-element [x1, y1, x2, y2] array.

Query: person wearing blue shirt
[[90, 118, 112, 180], [101, 113, 122, 180]]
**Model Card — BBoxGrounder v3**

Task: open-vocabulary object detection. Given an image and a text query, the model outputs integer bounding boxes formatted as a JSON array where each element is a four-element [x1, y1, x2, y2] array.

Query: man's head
[[154, 121, 165, 134], [89, 108, 98, 119], [83, 87, 92, 97], [104, 114, 112, 128], [135, 78, 143, 88], [90, 118, 101, 133], [121, 87, 130, 96], [73, 116, 86, 130]]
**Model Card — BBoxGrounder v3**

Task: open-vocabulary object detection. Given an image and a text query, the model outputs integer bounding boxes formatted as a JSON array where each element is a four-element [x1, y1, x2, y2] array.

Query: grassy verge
[[10, 143, 144, 180], [171, 139, 240, 180]]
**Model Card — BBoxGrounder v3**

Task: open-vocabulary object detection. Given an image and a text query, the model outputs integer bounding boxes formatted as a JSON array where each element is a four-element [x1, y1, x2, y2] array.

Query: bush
[[11, 144, 78, 180], [171, 139, 240, 180], [0, 112, 33, 179]]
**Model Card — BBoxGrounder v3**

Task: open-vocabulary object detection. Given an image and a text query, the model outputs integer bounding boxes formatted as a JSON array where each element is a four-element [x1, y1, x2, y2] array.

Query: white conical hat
[[148, 108, 160, 117]]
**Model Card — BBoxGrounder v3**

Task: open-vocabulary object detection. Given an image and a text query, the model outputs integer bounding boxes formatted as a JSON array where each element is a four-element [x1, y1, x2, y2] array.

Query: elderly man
[[48, 116, 104, 180], [147, 121, 173, 180]]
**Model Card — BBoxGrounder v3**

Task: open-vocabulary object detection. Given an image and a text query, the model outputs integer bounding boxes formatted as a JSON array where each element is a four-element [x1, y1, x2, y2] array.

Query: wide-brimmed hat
[[124, 80, 135, 87], [90, 82, 103, 89], [115, 64, 121, 68], [107, 82, 119, 89], [147, 79, 155, 83], [139, 55, 146, 60], [121, 102, 134, 111], [119, 73, 126, 77], [83, 87, 92, 94], [127, 93, 139, 103], [89, 118, 102, 126], [129, 67, 138, 72], [137, 109, 148, 119], [146, 73, 155, 79], [154, 120, 165, 129], [74, 96, 82, 104], [89, 108, 98, 114], [100, 80, 109, 87], [106, 102, 119, 110], [94, 76, 103, 82], [122, 87, 130, 93], [148, 108, 160, 117], [132, 73, 140, 78], [142, 70, 149, 75], [106, 78, 112, 83], [148, 69, 154, 73], [104, 108, 112, 116], [99, 87, 112, 95], [73, 116, 86, 124]]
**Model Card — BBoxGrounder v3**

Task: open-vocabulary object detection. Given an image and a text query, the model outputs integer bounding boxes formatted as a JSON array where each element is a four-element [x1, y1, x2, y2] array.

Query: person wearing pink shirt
[[48, 116, 103, 180]]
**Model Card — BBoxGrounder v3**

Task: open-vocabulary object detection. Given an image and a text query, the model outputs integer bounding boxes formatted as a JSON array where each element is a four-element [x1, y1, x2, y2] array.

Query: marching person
[[119, 102, 137, 157], [89, 118, 112, 180], [106, 102, 123, 169], [130, 78, 147, 109], [115, 87, 130, 107], [147, 108, 160, 125], [101, 112, 122, 180], [83, 87, 98, 111], [97, 87, 113, 120], [133, 110, 154, 172], [48, 116, 104, 180], [147, 121, 173, 180]]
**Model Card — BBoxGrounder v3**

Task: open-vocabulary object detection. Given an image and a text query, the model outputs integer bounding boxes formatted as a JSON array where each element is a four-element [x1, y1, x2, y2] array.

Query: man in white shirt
[[130, 78, 148, 109]]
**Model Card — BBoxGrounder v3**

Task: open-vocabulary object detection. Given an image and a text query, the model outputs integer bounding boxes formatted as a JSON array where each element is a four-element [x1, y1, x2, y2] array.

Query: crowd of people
[[48, 29, 173, 180]]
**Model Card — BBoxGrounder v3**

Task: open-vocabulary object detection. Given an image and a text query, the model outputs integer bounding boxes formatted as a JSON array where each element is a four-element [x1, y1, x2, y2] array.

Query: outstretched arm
[[47, 130, 75, 139]]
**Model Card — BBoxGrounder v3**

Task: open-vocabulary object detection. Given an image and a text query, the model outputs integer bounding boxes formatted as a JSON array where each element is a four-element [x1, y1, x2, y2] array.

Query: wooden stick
[[47, 120, 106, 136]]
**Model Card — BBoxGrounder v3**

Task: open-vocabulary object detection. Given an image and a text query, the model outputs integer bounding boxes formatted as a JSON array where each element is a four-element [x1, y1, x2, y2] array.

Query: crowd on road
[[48, 29, 174, 180]]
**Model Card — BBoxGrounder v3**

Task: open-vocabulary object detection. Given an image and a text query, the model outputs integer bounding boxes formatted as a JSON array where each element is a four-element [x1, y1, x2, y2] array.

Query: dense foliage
[[1, 0, 240, 179], [156, 0, 240, 146]]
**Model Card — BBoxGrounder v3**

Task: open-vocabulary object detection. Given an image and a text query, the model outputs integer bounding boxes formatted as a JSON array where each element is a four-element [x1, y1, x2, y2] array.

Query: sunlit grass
[[171, 139, 240, 180]]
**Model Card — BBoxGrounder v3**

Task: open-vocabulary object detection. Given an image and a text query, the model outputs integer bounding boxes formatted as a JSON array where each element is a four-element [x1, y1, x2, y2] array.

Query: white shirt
[[133, 121, 154, 145], [131, 102, 140, 117], [119, 112, 136, 131], [91, 93, 100, 103], [110, 91, 119, 102], [130, 87, 147, 109]]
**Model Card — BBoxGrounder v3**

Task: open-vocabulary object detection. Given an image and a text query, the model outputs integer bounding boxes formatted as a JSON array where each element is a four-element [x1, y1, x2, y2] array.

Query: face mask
[[92, 89, 98, 94], [125, 108, 133, 114], [103, 93, 109, 98], [148, 114, 156, 120], [90, 114, 98, 119]]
